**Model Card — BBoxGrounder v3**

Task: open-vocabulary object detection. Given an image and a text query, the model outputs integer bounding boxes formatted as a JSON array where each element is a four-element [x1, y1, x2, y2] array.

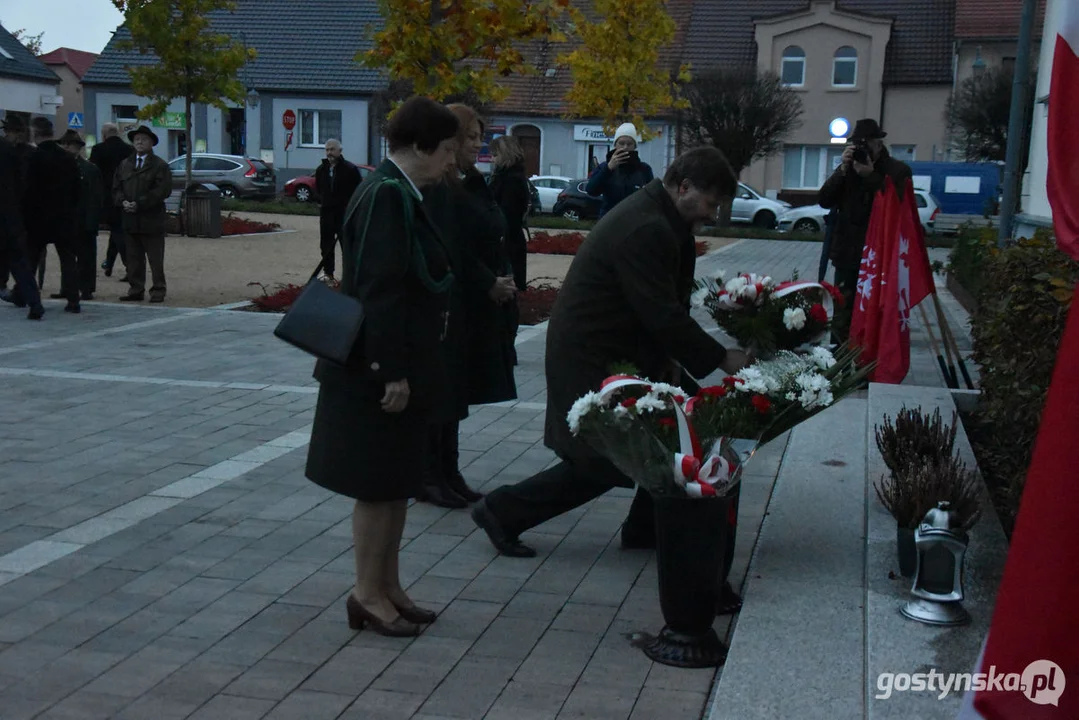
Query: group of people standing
[[0, 116, 172, 320], [301, 96, 751, 638]]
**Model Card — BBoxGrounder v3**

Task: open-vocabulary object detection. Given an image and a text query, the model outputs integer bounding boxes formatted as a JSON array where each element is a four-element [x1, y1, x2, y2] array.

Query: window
[[299, 109, 342, 147], [915, 194, 928, 209], [833, 46, 857, 87], [783, 146, 845, 189], [781, 46, 806, 86], [890, 145, 916, 163], [168, 157, 188, 172], [195, 157, 240, 171]]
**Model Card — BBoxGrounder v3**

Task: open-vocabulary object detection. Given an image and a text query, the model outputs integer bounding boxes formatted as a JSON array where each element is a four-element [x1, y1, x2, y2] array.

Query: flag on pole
[[850, 177, 935, 383], [972, 4, 1079, 717], [1047, 0, 1079, 260]]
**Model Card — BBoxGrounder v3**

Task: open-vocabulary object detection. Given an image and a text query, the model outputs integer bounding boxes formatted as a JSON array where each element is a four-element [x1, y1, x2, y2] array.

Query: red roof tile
[[39, 47, 99, 79], [955, 0, 1046, 39]]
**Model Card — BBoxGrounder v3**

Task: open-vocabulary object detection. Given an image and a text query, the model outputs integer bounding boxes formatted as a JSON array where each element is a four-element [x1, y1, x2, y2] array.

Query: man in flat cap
[[113, 125, 171, 302], [59, 130, 102, 300]]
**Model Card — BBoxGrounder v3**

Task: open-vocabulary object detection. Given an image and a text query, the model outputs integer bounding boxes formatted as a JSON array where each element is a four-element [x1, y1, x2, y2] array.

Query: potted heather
[[874, 408, 982, 576]]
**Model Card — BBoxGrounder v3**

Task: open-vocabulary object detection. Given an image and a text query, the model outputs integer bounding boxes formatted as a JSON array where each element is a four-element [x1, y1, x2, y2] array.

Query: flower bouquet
[[691, 271, 845, 355]]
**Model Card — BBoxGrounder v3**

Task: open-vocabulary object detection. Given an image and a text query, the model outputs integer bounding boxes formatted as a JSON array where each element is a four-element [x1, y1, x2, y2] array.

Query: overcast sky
[[3, 0, 124, 55]]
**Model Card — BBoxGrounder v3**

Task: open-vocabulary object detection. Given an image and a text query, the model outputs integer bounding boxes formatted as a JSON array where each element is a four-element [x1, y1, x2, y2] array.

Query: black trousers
[[426, 420, 462, 481], [506, 234, 527, 291], [104, 216, 126, 271], [484, 454, 655, 540], [319, 209, 345, 277], [76, 230, 97, 295], [28, 241, 79, 303], [832, 264, 859, 343], [3, 239, 42, 309]]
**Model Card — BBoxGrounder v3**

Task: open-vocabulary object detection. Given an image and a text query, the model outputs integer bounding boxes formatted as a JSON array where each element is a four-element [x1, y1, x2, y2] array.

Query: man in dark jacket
[[60, 130, 102, 299], [472, 147, 751, 558], [0, 132, 44, 320], [314, 139, 362, 280], [90, 122, 134, 278], [585, 122, 655, 218], [819, 118, 912, 339], [24, 117, 82, 313], [113, 125, 172, 302], [0, 114, 33, 293]]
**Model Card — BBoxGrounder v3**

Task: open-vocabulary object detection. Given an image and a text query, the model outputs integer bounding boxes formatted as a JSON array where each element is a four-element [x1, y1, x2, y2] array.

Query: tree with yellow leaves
[[559, 0, 689, 141], [362, 0, 569, 104]]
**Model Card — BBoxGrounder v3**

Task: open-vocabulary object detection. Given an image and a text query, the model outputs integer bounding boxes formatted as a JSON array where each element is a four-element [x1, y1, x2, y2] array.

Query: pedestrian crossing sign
[[68, 112, 84, 129]]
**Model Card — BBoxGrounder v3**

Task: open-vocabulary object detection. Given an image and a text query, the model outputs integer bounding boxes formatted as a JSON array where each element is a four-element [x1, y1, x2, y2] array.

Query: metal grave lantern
[[901, 501, 971, 626]]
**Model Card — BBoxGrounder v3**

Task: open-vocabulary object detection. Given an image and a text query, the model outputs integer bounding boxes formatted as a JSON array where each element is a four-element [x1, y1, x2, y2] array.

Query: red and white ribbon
[[774, 280, 835, 345]]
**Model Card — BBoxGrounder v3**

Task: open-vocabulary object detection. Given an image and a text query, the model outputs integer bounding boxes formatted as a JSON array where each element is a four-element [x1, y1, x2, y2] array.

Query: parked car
[[777, 189, 941, 234], [167, 153, 276, 199], [729, 183, 791, 228], [529, 175, 574, 213], [552, 178, 602, 221], [283, 164, 376, 202]]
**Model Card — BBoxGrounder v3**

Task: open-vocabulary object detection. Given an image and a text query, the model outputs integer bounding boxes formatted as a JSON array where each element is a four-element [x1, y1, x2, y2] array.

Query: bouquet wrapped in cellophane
[[690, 270, 846, 355]]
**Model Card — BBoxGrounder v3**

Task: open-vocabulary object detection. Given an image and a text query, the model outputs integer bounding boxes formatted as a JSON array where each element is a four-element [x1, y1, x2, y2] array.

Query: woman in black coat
[[417, 104, 518, 508], [486, 136, 531, 292], [304, 97, 459, 637]]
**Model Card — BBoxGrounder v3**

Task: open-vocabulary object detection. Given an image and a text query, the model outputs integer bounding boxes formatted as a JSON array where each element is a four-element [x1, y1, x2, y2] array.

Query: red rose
[[699, 386, 727, 398], [621, 397, 637, 408], [658, 417, 676, 428], [751, 394, 772, 414], [809, 303, 829, 325], [674, 395, 685, 404], [722, 376, 744, 388], [822, 282, 845, 307]]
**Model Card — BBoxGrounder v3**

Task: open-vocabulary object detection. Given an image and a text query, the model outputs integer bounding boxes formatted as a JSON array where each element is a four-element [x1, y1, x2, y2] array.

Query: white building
[[0, 24, 63, 126]]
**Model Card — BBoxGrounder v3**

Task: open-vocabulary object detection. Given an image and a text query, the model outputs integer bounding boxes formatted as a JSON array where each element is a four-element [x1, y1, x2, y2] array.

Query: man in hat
[[0, 120, 44, 320], [113, 125, 171, 302], [90, 122, 134, 280], [585, 122, 655, 218], [23, 117, 82, 313], [818, 118, 912, 339], [59, 130, 102, 300]]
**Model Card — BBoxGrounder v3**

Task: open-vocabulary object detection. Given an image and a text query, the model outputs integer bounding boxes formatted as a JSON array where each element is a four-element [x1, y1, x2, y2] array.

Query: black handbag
[[273, 179, 398, 366]]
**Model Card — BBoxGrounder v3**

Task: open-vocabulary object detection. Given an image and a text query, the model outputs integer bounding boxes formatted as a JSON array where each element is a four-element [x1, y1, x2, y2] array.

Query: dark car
[[167, 153, 276, 199], [283, 164, 375, 202], [552, 178, 602, 221]]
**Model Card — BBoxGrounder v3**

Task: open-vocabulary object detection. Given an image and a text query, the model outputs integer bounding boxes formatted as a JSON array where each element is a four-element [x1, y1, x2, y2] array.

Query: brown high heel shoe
[[391, 601, 437, 624], [346, 595, 421, 636]]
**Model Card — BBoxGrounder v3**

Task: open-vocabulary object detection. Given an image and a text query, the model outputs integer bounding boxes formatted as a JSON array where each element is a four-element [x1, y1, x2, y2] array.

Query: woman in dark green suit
[[304, 97, 459, 637]]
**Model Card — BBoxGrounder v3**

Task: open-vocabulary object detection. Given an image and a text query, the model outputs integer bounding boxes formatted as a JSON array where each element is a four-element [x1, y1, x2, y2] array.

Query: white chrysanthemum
[[725, 277, 748, 296], [809, 346, 837, 370], [785, 391, 798, 401], [712, 270, 727, 283], [635, 396, 668, 413], [742, 284, 758, 302], [647, 382, 688, 399], [734, 367, 770, 394], [783, 307, 807, 330], [690, 287, 710, 308], [793, 372, 833, 409], [567, 391, 603, 434]]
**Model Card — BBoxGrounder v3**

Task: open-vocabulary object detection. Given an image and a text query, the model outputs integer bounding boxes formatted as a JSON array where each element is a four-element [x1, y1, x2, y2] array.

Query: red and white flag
[[1047, 0, 1079, 260], [969, 4, 1079, 717], [850, 177, 935, 383]]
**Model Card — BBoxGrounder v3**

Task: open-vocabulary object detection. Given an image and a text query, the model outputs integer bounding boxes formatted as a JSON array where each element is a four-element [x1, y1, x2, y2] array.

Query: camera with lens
[[851, 139, 870, 165]]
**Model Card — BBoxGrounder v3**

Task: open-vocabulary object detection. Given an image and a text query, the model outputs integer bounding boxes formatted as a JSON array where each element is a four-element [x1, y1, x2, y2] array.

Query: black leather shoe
[[119, 293, 144, 302], [64, 302, 81, 314], [418, 481, 468, 509], [149, 295, 165, 303], [471, 500, 536, 557], [81, 291, 94, 301], [27, 305, 44, 320], [445, 471, 483, 503], [0, 289, 25, 307], [50, 293, 66, 300]]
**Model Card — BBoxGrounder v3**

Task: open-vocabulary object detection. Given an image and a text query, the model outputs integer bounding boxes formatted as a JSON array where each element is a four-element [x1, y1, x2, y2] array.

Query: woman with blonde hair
[[419, 104, 519, 508], [487, 135, 530, 292]]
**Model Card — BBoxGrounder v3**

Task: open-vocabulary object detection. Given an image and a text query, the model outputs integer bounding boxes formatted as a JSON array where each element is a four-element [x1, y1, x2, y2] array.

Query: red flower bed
[[528, 231, 708, 257], [518, 279, 560, 326], [223, 213, 281, 236], [248, 282, 306, 312]]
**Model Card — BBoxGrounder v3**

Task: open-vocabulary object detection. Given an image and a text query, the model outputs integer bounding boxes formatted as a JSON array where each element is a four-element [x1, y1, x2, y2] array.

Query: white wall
[[0, 77, 61, 116], [269, 96, 369, 174], [1019, 0, 1060, 224]]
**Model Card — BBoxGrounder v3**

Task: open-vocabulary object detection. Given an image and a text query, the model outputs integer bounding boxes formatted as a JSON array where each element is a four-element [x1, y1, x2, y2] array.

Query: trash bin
[[185, 183, 222, 238]]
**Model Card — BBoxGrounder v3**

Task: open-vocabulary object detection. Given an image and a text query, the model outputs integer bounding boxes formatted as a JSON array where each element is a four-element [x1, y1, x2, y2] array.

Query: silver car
[[167, 153, 276, 199], [731, 183, 791, 228], [777, 189, 940, 234]]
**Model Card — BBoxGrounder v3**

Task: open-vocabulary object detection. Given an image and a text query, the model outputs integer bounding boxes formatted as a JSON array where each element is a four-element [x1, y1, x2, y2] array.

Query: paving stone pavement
[[0, 239, 971, 719]]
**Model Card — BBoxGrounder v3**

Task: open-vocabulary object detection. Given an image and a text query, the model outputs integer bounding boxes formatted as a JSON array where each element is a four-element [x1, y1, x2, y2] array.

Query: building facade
[[0, 25, 62, 126], [38, 48, 98, 135]]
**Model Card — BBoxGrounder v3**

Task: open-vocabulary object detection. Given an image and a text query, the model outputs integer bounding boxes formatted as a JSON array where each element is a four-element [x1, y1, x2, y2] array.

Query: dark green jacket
[[75, 156, 102, 233], [543, 179, 728, 467], [113, 151, 172, 236]]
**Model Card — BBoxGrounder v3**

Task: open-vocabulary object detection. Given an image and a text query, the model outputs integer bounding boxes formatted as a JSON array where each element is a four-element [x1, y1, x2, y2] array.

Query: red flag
[[1047, 2, 1079, 260], [972, 284, 1079, 719], [850, 177, 935, 383]]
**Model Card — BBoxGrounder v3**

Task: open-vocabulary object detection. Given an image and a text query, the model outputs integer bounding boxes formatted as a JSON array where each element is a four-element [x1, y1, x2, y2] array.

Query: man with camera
[[585, 122, 654, 218], [819, 118, 911, 340]]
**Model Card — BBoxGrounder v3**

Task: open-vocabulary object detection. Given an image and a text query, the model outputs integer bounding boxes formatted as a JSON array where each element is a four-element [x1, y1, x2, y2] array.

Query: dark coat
[[315, 157, 362, 213], [89, 135, 134, 217], [0, 138, 25, 250], [818, 149, 912, 270], [112, 152, 172, 236], [544, 179, 729, 470], [23, 140, 81, 246], [488, 162, 530, 247], [75, 156, 103, 234], [305, 160, 454, 501], [585, 156, 654, 217]]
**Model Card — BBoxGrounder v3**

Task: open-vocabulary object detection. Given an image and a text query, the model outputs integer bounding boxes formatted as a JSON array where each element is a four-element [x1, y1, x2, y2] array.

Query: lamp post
[[901, 502, 972, 626], [998, 0, 1039, 247]]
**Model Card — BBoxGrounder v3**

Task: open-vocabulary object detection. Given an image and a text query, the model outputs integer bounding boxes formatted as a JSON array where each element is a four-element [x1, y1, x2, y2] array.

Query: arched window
[[781, 46, 806, 86], [833, 46, 858, 87]]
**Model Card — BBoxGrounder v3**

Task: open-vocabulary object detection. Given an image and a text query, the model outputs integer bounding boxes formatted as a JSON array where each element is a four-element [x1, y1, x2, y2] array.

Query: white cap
[[613, 122, 641, 144]]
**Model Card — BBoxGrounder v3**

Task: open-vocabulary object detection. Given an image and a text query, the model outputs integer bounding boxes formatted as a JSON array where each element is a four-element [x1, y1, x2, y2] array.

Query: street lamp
[[829, 118, 849, 145]]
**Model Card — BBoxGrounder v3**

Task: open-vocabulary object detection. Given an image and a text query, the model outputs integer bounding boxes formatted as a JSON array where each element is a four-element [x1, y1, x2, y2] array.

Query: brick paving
[[0, 239, 968, 719]]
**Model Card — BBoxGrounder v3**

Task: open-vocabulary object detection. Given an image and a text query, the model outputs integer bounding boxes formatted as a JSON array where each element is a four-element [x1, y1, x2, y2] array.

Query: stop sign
[[282, 110, 296, 130]]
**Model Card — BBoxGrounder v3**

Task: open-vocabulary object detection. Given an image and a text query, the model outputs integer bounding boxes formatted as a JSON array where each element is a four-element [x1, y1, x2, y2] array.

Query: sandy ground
[[35, 213, 736, 308]]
